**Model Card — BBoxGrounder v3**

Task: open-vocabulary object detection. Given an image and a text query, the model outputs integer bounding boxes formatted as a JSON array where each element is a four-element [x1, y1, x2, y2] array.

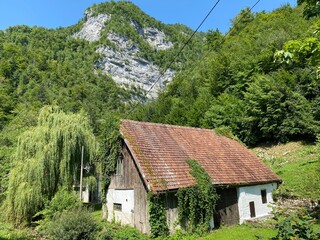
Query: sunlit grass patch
[[200, 224, 276, 240]]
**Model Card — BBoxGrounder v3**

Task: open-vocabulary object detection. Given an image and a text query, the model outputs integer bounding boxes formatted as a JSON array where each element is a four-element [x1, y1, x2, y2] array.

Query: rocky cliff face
[[74, 11, 110, 42], [74, 10, 175, 98]]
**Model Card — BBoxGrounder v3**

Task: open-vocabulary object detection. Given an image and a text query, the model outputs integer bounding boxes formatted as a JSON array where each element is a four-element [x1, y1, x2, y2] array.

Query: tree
[[201, 93, 245, 136], [0, 76, 15, 130], [205, 29, 223, 51], [298, 0, 320, 18], [242, 72, 316, 144], [230, 7, 255, 35], [274, 37, 320, 68], [3, 106, 97, 225]]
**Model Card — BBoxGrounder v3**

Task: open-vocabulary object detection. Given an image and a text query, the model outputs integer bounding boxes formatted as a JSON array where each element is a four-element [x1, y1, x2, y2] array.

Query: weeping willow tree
[[3, 106, 97, 225]]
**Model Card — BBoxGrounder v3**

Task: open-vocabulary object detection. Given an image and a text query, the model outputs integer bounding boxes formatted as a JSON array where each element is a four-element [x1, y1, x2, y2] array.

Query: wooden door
[[249, 201, 256, 218], [214, 188, 240, 226]]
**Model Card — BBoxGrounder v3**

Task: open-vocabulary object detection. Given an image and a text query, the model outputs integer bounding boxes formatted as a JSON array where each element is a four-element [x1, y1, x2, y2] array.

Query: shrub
[[273, 208, 319, 240], [0, 222, 34, 240], [35, 187, 83, 234], [272, 186, 297, 202], [42, 208, 97, 240], [96, 223, 148, 240], [38, 187, 82, 221]]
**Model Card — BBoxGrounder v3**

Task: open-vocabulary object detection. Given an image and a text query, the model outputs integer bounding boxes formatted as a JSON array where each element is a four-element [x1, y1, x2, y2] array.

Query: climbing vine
[[176, 160, 219, 232], [97, 115, 121, 202], [148, 193, 169, 238]]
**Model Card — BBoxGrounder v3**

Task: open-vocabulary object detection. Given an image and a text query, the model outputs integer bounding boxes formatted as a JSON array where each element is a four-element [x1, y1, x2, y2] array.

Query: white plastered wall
[[237, 183, 277, 223], [106, 189, 134, 226], [82, 186, 90, 203]]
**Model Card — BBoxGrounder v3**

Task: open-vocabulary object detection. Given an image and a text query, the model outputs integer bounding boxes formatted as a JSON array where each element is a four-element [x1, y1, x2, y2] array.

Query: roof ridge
[[121, 119, 218, 133]]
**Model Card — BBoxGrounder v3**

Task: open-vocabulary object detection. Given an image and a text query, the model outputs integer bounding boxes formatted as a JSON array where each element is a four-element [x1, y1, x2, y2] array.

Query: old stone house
[[106, 120, 281, 233]]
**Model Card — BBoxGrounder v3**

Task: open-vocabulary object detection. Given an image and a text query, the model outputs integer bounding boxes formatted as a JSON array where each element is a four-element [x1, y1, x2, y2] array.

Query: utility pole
[[79, 145, 84, 201]]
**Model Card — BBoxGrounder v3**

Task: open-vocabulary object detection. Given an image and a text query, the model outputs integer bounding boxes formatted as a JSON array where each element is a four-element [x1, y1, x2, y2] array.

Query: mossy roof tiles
[[120, 120, 281, 192]]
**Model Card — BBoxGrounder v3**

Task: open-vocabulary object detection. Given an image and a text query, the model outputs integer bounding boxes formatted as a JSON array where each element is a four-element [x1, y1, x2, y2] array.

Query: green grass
[[200, 224, 276, 240], [91, 209, 103, 223], [164, 223, 277, 240], [253, 141, 320, 200], [90, 210, 276, 240], [0, 222, 35, 240]]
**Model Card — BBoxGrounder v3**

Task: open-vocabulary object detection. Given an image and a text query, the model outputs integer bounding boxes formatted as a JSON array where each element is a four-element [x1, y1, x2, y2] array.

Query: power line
[[224, 0, 261, 39], [145, 0, 221, 97], [198, 0, 261, 69], [125, 0, 221, 117], [166, 0, 262, 88], [126, 0, 262, 118]]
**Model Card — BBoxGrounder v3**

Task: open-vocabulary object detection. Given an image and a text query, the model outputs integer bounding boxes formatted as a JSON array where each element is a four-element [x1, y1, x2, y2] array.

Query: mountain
[[0, 1, 204, 134], [0, 1, 204, 201], [73, 9, 174, 98], [72, 1, 203, 98]]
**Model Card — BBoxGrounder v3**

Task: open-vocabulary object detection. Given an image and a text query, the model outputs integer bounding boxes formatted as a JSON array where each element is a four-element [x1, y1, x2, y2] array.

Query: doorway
[[249, 201, 256, 218]]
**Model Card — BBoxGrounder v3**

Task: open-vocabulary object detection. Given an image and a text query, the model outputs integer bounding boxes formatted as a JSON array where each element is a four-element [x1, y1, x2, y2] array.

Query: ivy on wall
[[148, 193, 169, 238], [98, 115, 121, 203], [148, 159, 218, 237], [176, 159, 219, 232]]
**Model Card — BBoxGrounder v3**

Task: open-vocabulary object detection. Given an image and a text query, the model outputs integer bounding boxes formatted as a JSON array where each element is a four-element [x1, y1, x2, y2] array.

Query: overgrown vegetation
[[0, 223, 35, 240], [97, 116, 121, 203], [272, 207, 319, 240], [0, 0, 320, 238], [132, 4, 320, 146], [176, 160, 218, 233], [33, 192, 98, 240], [253, 141, 320, 200], [40, 208, 97, 240], [35, 188, 82, 228], [2, 106, 97, 226], [148, 193, 169, 238]]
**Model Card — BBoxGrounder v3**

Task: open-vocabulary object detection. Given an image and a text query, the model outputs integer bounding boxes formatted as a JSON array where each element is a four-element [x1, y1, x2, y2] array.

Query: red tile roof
[[120, 120, 281, 192]]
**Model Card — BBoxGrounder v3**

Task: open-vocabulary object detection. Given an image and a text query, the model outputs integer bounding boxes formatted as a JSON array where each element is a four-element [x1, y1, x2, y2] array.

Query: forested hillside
[[0, 1, 320, 238], [0, 1, 203, 203], [133, 4, 320, 146]]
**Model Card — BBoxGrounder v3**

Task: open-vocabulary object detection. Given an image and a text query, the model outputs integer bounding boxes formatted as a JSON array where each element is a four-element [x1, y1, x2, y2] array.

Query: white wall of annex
[[238, 183, 277, 223], [106, 189, 134, 225]]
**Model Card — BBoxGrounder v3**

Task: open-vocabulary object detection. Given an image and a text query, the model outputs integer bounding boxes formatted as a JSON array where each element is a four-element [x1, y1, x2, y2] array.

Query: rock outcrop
[[74, 10, 175, 98], [74, 11, 110, 43]]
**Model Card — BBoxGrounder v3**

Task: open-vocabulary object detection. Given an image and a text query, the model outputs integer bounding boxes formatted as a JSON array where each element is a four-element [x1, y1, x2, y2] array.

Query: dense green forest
[[133, 4, 320, 146], [0, 1, 204, 204], [0, 0, 320, 239]]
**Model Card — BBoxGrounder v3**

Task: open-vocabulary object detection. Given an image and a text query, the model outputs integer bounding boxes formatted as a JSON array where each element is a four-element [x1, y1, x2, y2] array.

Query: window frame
[[113, 203, 122, 211], [261, 189, 267, 204], [116, 154, 124, 175]]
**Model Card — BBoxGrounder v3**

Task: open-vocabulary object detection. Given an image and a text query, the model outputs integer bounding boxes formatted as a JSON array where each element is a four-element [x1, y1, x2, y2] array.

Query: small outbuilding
[[106, 120, 281, 233]]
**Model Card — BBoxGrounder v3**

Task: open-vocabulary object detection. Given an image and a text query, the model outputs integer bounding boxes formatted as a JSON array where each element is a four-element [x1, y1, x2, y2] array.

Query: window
[[116, 155, 123, 175], [261, 189, 267, 204], [113, 203, 122, 211]]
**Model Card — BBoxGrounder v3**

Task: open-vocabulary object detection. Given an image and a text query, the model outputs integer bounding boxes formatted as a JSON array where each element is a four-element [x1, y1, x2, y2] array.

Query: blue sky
[[0, 0, 297, 33]]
